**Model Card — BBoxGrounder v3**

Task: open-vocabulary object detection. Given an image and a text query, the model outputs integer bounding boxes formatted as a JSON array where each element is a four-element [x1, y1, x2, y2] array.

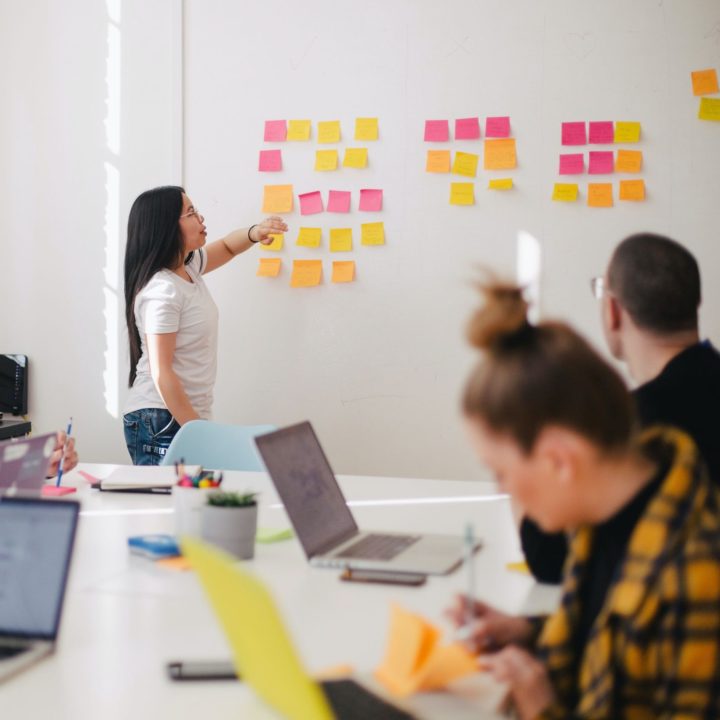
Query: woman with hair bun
[[446, 282, 720, 719]]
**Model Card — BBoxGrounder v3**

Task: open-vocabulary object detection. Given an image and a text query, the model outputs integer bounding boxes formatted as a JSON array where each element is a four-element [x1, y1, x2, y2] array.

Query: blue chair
[[161, 421, 276, 471]]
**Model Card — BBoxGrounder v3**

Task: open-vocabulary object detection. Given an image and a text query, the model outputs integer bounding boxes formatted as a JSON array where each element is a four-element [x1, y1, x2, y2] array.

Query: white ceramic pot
[[173, 486, 213, 538], [201, 503, 258, 560]]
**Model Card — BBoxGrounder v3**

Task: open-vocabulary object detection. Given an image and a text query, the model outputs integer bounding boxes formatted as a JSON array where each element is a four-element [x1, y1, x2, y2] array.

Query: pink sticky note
[[327, 190, 351, 213], [42, 485, 77, 496], [562, 122, 587, 145], [588, 151, 614, 174], [588, 121, 614, 144], [298, 191, 323, 215], [485, 116, 510, 138], [258, 149, 282, 172], [559, 153, 584, 175], [359, 188, 383, 212], [264, 120, 287, 142], [455, 117, 480, 140], [424, 120, 450, 142]]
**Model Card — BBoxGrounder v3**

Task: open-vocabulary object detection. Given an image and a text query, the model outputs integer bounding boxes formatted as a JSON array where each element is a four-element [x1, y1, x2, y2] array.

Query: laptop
[[0, 496, 80, 683], [255, 422, 478, 575], [0, 432, 56, 496], [183, 537, 416, 720]]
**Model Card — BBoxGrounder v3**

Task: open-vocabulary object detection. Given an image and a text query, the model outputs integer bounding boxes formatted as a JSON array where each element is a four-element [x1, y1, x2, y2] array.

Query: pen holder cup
[[173, 486, 213, 539]]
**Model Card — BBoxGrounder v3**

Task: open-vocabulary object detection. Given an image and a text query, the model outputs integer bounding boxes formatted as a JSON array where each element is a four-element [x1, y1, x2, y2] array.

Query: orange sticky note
[[452, 151, 479, 177], [317, 120, 341, 143], [691, 68, 719, 96], [483, 138, 516, 170], [426, 150, 451, 173], [449, 182, 474, 206], [414, 643, 478, 691], [619, 179, 645, 201], [332, 261, 355, 283], [552, 183, 579, 202], [262, 184, 293, 213], [297, 227, 322, 248], [290, 260, 322, 287], [256, 258, 282, 277], [259, 233, 284, 251], [588, 183, 613, 207], [287, 119, 311, 141], [614, 122, 641, 143], [329, 228, 353, 252], [156, 556, 193, 571], [355, 117, 379, 141], [360, 222, 385, 246], [615, 149, 643, 173]]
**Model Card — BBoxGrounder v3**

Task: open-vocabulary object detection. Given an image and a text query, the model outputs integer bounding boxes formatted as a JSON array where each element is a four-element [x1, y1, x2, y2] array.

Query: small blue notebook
[[128, 534, 181, 560]]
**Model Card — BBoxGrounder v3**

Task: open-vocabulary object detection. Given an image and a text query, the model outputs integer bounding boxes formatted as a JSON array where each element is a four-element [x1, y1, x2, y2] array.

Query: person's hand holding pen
[[46, 428, 78, 479]]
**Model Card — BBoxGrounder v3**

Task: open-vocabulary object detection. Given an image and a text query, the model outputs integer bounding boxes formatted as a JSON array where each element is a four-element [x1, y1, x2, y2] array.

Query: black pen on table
[[55, 417, 73, 487]]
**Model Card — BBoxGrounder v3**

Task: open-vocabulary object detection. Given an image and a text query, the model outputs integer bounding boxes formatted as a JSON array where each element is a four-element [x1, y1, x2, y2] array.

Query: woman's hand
[[252, 216, 288, 245], [46, 431, 78, 478]]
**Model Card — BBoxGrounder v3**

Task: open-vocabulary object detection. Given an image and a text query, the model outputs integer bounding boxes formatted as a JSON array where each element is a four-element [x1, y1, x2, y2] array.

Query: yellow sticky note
[[262, 184, 293, 213], [488, 178, 513, 190], [698, 97, 720, 122], [483, 138, 517, 170], [287, 119, 311, 141], [256, 258, 282, 277], [360, 222, 385, 246], [506, 560, 530, 574], [317, 120, 341, 143], [342, 148, 368, 168], [290, 260, 323, 288], [452, 151, 479, 178], [619, 179, 645, 201], [297, 227, 322, 248], [260, 233, 284, 251], [426, 150, 451, 173], [588, 183, 613, 207], [552, 183, 579, 202], [355, 117, 379, 141], [449, 182, 475, 206], [329, 228, 353, 252], [314, 149, 338, 171], [614, 121, 641, 143], [615, 149, 643, 173], [691, 68, 719, 96], [332, 261, 355, 283]]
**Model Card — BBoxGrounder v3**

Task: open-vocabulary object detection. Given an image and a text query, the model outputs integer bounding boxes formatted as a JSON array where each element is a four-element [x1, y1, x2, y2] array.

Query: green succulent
[[206, 491, 257, 508]]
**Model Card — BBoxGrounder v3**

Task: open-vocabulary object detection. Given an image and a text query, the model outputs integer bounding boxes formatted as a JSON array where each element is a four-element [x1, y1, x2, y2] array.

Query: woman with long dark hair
[[123, 186, 286, 464]]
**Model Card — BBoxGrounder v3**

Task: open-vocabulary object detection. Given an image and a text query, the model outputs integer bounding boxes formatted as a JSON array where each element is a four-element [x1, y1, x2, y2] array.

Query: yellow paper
[[450, 182, 475, 206], [691, 68, 719, 96], [506, 560, 530, 574], [614, 121, 641, 143], [619, 179, 645, 201], [588, 183, 613, 207], [552, 183, 579, 202], [426, 150, 451, 173], [452, 151, 479, 177], [290, 260, 323, 287], [360, 222, 385, 246], [331, 261, 355, 283], [329, 228, 353, 252], [698, 97, 720, 122], [262, 184, 293, 213], [414, 643, 478, 691], [342, 148, 368, 168], [287, 119, 311, 141], [355, 117, 379, 141], [315, 150, 338, 171], [259, 233, 284, 251], [615, 149, 643, 173], [483, 138, 517, 170], [488, 178, 513, 190], [256, 258, 282, 277], [317, 120, 341, 143], [297, 227, 322, 248]]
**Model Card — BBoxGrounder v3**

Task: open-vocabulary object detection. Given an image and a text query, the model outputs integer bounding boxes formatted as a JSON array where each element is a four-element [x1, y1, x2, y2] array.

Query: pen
[[55, 416, 73, 488], [465, 523, 475, 627]]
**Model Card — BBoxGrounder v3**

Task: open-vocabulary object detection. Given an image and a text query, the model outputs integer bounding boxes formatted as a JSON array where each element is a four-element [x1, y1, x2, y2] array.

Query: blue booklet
[[128, 534, 181, 560]]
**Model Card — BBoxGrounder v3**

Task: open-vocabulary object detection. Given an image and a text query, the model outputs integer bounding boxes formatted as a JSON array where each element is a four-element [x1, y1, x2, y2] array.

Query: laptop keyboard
[[322, 678, 416, 720], [0, 645, 27, 660], [335, 533, 420, 561]]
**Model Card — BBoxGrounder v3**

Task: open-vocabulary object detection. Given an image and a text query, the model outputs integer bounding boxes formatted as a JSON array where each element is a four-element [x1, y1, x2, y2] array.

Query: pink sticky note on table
[[559, 153, 584, 175], [561, 122, 587, 145], [588, 151, 614, 174], [359, 188, 383, 212], [424, 120, 450, 142], [258, 149, 282, 172], [299, 191, 323, 215], [485, 116, 510, 138], [264, 120, 287, 142], [327, 190, 351, 213], [455, 117, 480, 140], [588, 121, 614, 144]]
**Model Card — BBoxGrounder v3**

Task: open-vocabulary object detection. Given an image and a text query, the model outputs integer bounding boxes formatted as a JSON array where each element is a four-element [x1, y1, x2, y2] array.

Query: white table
[[1, 464, 561, 718]]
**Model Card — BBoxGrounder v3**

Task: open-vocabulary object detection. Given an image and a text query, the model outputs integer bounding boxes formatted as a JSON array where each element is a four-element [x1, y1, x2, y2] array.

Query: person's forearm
[[152, 369, 201, 425], [221, 227, 256, 256]]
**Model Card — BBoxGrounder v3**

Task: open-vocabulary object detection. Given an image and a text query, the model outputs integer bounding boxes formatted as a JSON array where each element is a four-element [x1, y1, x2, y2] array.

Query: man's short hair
[[607, 233, 701, 334]]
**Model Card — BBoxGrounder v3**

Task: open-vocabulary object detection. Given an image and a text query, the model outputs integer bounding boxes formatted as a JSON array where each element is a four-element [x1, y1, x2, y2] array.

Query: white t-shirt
[[124, 249, 219, 419]]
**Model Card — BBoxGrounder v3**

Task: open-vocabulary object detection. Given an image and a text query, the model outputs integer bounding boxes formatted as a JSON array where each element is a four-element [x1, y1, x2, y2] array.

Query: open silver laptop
[[0, 496, 79, 683], [0, 432, 56, 496], [255, 422, 479, 575]]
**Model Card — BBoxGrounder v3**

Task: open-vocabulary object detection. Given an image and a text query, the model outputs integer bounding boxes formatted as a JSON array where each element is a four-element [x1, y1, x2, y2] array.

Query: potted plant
[[201, 491, 258, 560]]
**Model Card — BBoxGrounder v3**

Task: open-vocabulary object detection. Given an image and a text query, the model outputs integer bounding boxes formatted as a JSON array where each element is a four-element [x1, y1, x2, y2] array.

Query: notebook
[[0, 432, 56, 496], [0, 497, 80, 683], [255, 422, 478, 575], [183, 537, 416, 720]]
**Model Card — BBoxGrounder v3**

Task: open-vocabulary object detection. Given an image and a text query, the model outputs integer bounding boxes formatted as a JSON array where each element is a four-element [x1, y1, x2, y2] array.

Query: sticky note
[[485, 116, 510, 138], [483, 138, 516, 170], [258, 149, 282, 172], [343, 148, 368, 168], [327, 190, 351, 213], [450, 182, 474, 206], [488, 178, 513, 190], [561, 122, 587, 145], [588, 121, 614, 144], [290, 260, 323, 288], [318, 120, 341, 143], [506, 561, 530, 575], [691, 68, 719, 96], [296, 227, 322, 248], [355, 117, 379, 141], [452, 151, 479, 177], [329, 228, 353, 252], [698, 97, 720, 121], [263, 120, 287, 142], [552, 183, 579, 202], [614, 122, 641, 143], [588, 151, 614, 174], [315, 150, 339, 171], [298, 190, 323, 215], [262, 184, 293, 213], [332, 261, 355, 283], [588, 183, 613, 207], [259, 233, 284, 251], [359, 188, 383, 212], [455, 117, 480, 140], [559, 153, 584, 175], [619, 179, 646, 201], [257, 258, 282, 277], [255, 527, 294, 543], [361, 222, 385, 246], [615, 149, 643, 173], [424, 120, 450, 142], [287, 119, 311, 141], [426, 150, 451, 173]]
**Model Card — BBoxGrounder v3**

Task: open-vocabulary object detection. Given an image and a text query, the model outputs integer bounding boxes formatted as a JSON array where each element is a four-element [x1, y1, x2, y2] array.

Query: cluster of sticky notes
[[257, 259, 356, 286], [424, 116, 511, 142], [296, 188, 383, 215], [691, 68, 720, 122], [263, 118, 379, 144], [561, 120, 641, 146], [374, 605, 478, 698]]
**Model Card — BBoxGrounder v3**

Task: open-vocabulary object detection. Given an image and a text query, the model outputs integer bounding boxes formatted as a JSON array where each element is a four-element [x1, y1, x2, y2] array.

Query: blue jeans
[[123, 408, 180, 465]]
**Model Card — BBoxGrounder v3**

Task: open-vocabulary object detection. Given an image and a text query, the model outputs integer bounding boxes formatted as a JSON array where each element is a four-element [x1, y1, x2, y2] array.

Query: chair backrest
[[161, 421, 276, 471]]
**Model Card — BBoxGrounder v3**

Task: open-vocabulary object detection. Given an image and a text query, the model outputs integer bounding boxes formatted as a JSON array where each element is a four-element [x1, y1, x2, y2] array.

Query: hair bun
[[467, 282, 530, 350]]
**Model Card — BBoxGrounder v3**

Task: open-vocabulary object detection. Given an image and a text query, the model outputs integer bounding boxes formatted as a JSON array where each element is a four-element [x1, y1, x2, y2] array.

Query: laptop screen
[[255, 422, 358, 558], [0, 498, 79, 639]]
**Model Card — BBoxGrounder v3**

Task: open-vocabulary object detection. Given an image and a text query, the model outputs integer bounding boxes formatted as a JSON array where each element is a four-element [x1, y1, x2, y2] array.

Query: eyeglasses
[[180, 207, 204, 223], [590, 276, 605, 300]]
